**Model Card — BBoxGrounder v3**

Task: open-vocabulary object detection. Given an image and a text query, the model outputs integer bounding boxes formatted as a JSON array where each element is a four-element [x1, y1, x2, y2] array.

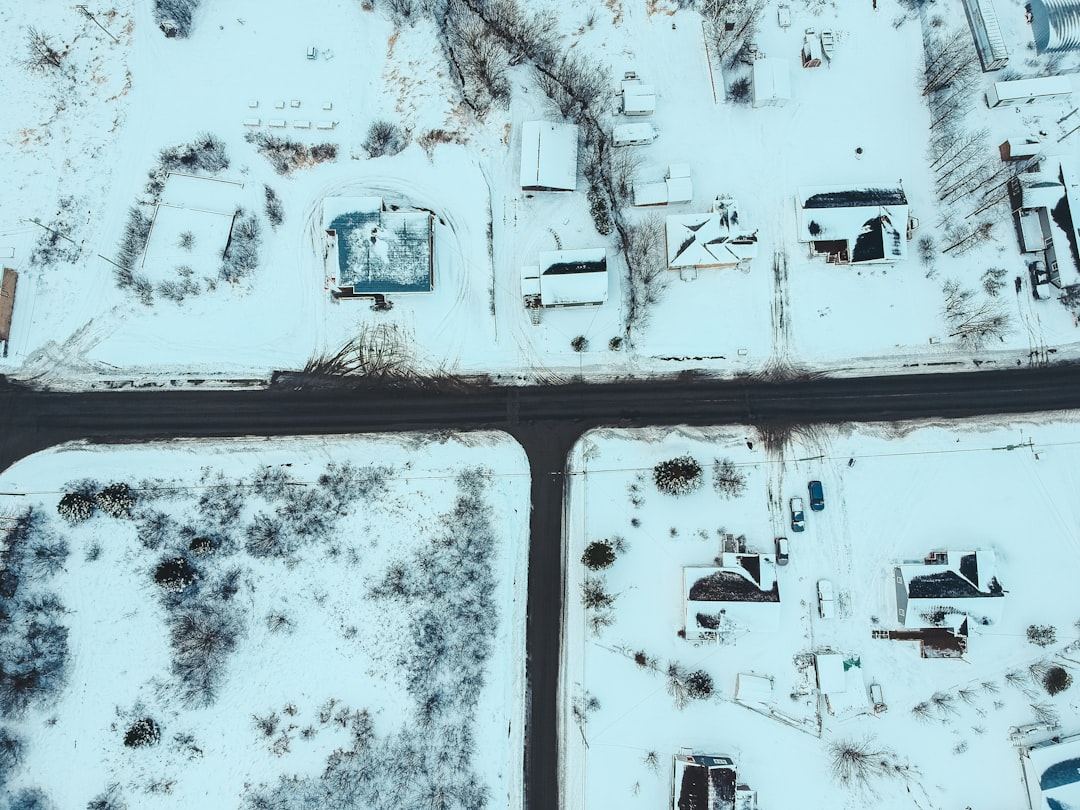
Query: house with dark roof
[[683, 553, 779, 639], [322, 197, 434, 298], [893, 550, 1005, 627], [672, 752, 757, 810], [1020, 732, 1080, 810], [796, 185, 909, 264], [1009, 156, 1080, 290], [521, 249, 608, 310]]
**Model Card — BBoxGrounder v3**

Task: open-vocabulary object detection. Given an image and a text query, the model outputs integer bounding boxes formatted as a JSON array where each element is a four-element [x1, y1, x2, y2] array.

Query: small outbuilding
[[619, 72, 656, 115], [751, 58, 791, 107], [520, 121, 579, 192], [613, 122, 657, 147], [634, 165, 693, 207], [961, 0, 1009, 70]]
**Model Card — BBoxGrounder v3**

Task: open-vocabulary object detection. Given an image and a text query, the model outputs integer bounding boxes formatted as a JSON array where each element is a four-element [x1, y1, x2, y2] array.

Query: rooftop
[[323, 197, 433, 294]]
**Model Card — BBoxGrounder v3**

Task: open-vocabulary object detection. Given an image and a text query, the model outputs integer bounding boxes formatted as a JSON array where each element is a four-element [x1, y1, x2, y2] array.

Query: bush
[[1027, 624, 1057, 647], [0, 726, 24, 787], [245, 132, 337, 175], [86, 786, 127, 810], [26, 539, 69, 578], [168, 603, 243, 708], [220, 210, 261, 283], [154, 557, 198, 594], [712, 458, 746, 498], [362, 120, 407, 158], [7, 788, 53, 810], [1043, 666, 1073, 696], [728, 76, 751, 103], [157, 133, 227, 175], [571, 335, 588, 352], [581, 577, 614, 610], [586, 186, 613, 235], [188, 536, 217, 556], [153, 0, 200, 37], [581, 540, 616, 570], [244, 513, 290, 559], [57, 492, 96, 524], [263, 186, 284, 229], [123, 717, 161, 748], [685, 670, 714, 700], [653, 456, 703, 496], [97, 483, 136, 519]]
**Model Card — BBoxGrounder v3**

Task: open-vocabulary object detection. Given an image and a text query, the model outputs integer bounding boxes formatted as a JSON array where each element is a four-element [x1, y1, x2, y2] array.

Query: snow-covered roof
[[796, 185, 908, 263], [520, 121, 579, 191], [990, 76, 1073, 103], [672, 754, 737, 810], [1022, 733, 1080, 810], [1030, 0, 1080, 53], [752, 58, 792, 107], [666, 203, 757, 268], [684, 555, 780, 635], [814, 653, 847, 694], [896, 550, 1004, 627], [612, 122, 656, 143], [634, 174, 693, 207], [323, 197, 433, 294], [537, 249, 607, 307], [621, 80, 656, 114], [734, 673, 773, 706]]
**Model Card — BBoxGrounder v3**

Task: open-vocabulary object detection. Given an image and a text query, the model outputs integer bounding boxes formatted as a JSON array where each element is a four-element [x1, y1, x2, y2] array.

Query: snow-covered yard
[[565, 417, 1080, 809], [0, 433, 528, 809], [3, 0, 1080, 388]]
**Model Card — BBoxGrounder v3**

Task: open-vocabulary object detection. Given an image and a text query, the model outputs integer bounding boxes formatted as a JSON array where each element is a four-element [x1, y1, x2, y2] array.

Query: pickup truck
[[817, 579, 835, 619]]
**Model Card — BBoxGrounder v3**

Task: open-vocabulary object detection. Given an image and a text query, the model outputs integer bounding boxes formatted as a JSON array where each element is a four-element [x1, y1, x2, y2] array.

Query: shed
[[961, 0, 1009, 70], [751, 58, 791, 107], [620, 76, 656, 115], [520, 121, 579, 192], [986, 76, 1073, 107], [1029, 0, 1080, 54], [633, 165, 694, 207], [536, 248, 607, 307], [734, 673, 773, 706], [612, 122, 657, 147], [801, 34, 823, 67], [999, 137, 1041, 161], [814, 654, 846, 693]]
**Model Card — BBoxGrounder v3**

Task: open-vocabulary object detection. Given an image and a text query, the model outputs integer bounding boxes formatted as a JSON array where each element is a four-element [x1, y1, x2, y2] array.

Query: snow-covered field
[[0, 433, 528, 809], [564, 417, 1080, 810], [2, 0, 1080, 388]]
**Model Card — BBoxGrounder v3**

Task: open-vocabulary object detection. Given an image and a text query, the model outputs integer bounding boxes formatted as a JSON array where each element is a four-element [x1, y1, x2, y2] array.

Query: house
[[323, 197, 434, 298], [683, 553, 780, 639], [892, 550, 1005, 627], [666, 197, 757, 273], [1028, 0, 1080, 54], [1000, 137, 1041, 162], [520, 121, 579, 192], [986, 76, 1072, 108], [142, 173, 244, 280], [751, 58, 791, 107], [1020, 732, 1080, 810], [672, 752, 757, 810], [521, 249, 607, 310], [634, 165, 693, 207], [1008, 157, 1080, 288], [961, 0, 1009, 70], [619, 72, 656, 116], [796, 185, 909, 264]]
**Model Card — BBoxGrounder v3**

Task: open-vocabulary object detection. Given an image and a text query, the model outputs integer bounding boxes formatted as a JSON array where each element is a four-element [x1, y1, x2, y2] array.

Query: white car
[[817, 579, 835, 619]]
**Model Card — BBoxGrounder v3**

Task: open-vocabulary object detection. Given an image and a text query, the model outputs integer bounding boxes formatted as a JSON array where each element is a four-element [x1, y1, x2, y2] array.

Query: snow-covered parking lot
[[565, 416, 1080, 809]]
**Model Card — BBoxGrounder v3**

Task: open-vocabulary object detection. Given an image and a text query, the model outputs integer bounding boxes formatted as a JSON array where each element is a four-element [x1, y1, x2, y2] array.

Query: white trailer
[[986, 76, 1072, 107], [612, 122, 657, 147]]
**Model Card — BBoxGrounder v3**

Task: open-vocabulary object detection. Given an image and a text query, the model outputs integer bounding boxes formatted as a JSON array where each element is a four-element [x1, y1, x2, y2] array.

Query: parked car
[[808, 480, 824, 511], [817, 579, 835, 619], [775, 537, 789, 565], [789, 497, 805, 533]]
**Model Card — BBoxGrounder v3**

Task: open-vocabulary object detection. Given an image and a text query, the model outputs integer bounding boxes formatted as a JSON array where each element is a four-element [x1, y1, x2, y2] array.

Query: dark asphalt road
[[3, 365, 1080, 810]]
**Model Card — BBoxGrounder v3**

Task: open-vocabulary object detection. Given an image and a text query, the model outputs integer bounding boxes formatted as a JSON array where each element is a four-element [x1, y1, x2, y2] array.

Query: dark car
[[808, 480, 824, 511]]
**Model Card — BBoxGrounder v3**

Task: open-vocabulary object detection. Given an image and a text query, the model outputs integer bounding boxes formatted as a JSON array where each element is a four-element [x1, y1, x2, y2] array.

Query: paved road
[[3, 365, 1080, 810]]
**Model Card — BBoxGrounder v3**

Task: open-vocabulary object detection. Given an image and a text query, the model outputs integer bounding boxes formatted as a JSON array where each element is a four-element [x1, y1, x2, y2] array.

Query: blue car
[[808, 480, 825, 511]]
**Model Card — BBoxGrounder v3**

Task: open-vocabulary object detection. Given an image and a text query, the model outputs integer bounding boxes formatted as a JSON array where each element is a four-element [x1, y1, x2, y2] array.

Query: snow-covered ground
[[3, 0, 1080, 388], [0, 433, 528, 809], [564, 417, 1080, 809]]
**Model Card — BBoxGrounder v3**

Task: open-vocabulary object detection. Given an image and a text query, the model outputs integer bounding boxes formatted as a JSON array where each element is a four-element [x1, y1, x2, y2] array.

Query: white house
[[620, 73, 656, 115], [521, 248, 607, 309], [520, 121, 579, 192], [796, 184, 909, 264], [893, 550, 1005, 627], [666, 197, 757, 271], [1020, 733, 1080, 810], [634, 164, 693, 207], [683, 553, 780, 639], [751, 58, 791, 107]]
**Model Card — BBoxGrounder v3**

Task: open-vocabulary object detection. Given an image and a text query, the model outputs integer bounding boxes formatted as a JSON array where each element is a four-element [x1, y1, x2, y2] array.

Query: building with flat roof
[[521, 248, 608, 309], [520, 121, 579, 192]]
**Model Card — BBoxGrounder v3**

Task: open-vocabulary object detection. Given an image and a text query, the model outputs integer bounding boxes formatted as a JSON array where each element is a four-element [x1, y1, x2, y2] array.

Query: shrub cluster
[[123, 717, 161, 748], [712, 458, 746, 498], [153, 0, 201, 37], [220, 210, 261, 284], [362, 120, 407, 158], [263, 186, 284, 229], [245, 132, 338, 175], [1027, 624, 1057, 647], [581, 540, 615, 570], [653, 455, 703, 496]]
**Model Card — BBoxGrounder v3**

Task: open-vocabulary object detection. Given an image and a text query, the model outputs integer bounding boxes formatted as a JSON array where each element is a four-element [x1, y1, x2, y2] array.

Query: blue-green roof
[[329, 208, 433, 294]]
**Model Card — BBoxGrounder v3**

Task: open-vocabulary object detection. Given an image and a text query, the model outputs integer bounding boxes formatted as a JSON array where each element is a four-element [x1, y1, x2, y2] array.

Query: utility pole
[[75, 5, 120, 43]]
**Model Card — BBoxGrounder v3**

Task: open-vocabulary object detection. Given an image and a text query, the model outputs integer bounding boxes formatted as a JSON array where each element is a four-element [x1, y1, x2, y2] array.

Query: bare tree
[[21, 26, 64, 71], [941, 279, 1010, 348], [304, 323, 415, 379]]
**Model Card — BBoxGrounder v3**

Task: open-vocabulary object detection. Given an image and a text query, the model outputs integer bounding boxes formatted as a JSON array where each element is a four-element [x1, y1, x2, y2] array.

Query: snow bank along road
[[3, 365, 1080, 810]]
